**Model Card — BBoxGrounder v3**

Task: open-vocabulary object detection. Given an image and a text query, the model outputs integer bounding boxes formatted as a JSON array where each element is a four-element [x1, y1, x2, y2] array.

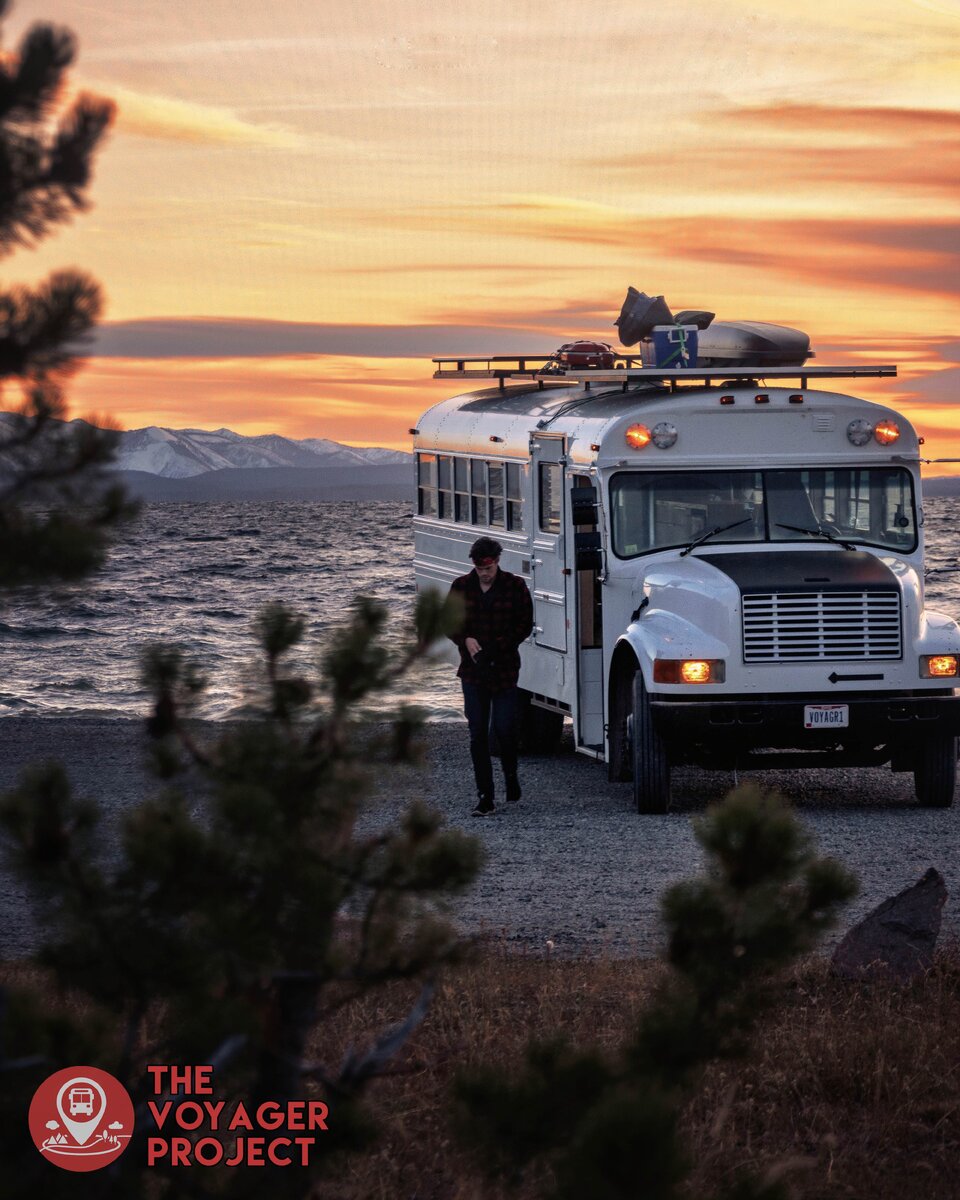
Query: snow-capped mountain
[[113, 424, 411, 479]]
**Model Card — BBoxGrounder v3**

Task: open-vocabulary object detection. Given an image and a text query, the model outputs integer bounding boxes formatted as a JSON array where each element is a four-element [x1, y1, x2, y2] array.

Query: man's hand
[[465, 637, 482, 660]]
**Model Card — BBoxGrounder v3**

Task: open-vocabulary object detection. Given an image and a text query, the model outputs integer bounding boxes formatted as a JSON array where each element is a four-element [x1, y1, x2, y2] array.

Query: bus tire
[[914, 735, 957, 808], [607, 660, 634, 782], [631, 671, 670, 814]]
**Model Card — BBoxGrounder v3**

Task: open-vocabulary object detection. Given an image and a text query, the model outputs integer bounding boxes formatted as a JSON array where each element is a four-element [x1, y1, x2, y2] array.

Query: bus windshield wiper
[[775, 522, 857, 551], [679, 518, 752, 557]]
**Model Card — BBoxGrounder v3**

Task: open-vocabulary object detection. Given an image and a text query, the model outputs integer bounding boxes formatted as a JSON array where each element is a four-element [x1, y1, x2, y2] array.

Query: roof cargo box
[[686, 319, 810, 368]]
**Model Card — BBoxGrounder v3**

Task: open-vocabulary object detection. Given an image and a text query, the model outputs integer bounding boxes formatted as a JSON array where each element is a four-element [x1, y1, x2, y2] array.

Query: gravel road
[[1, 717, 958, 959]]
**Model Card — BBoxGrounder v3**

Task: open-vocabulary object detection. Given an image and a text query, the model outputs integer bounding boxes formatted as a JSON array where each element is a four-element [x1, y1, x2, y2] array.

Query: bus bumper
[[650, 690, 960, 756]]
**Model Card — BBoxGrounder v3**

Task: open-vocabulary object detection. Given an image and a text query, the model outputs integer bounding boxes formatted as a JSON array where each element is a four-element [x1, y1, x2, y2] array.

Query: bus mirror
[[575, 530, 602, 571], [571, 485, 599, 527]]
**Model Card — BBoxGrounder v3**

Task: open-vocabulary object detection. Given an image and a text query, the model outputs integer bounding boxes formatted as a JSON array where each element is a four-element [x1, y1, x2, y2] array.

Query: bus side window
[[470, 459, 487, 525], [417, 453, 437, 517], [539, 463, 561, 533], [506, 463, 523, 531], [438, 455, 453, 520], [487, 462, 505, 527], [454, 458, 470, 522]]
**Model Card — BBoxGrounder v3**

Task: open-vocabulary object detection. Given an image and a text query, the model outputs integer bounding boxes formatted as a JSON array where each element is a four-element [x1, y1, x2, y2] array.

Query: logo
[[29, 1066, 134, 1172]]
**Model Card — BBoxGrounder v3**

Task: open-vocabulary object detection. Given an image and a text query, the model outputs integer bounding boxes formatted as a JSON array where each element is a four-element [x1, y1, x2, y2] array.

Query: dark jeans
[[461, 681, 519, 799]]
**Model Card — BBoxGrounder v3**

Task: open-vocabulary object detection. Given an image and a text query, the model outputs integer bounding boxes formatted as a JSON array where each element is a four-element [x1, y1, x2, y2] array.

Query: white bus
[[412, 352, 960, 812]]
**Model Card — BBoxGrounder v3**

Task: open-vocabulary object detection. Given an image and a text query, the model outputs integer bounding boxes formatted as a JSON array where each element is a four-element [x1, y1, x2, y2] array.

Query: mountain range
[[111, 423, 411, 478], [0, 413, 414, 502]]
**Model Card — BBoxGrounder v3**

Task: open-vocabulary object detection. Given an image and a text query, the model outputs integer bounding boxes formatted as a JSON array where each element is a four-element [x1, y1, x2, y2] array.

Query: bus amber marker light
[[625, 424, 651, 449], [921, 655, 959, 678], [874, 420, 900, 446], [653, 660, 725, 684]]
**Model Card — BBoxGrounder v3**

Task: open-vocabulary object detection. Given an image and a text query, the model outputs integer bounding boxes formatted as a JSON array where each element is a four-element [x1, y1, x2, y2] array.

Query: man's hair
[[469, 536, 503, 562]]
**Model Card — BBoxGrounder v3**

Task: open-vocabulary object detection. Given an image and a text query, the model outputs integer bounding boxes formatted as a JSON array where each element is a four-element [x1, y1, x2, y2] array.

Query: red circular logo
[[28, 1066, 135, 1172]]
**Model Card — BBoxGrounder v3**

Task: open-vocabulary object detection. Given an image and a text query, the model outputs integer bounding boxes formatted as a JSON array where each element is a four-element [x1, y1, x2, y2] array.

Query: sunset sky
[[6, 0, 960, 460]]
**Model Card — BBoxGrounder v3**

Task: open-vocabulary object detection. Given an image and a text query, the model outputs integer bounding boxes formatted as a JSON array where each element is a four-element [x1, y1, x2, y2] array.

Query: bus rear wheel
[[630, 672, 670, 814], [914, 735, 957, 808]]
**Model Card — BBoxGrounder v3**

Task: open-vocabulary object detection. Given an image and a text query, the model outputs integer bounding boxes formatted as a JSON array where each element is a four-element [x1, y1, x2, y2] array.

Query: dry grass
[[317, 947, 960, 1200], [5, 949, 959, 1198]]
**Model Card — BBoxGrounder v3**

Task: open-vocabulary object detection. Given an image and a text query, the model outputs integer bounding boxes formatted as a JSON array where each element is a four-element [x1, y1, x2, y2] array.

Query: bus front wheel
[[914, 735, 957, 808], [630, 672, 671, 814]]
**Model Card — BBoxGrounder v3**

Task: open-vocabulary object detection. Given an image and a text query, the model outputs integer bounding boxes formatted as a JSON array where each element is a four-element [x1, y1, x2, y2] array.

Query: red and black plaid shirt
[[447, 567, 534, 692]]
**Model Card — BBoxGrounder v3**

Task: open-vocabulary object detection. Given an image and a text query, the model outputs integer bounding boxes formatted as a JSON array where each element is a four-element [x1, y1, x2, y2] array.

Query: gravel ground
[[1, 717, 958, 959]]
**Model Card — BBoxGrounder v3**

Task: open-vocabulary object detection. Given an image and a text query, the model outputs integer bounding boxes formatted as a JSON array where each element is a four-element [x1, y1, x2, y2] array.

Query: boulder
[[830, 867, 947, 981]]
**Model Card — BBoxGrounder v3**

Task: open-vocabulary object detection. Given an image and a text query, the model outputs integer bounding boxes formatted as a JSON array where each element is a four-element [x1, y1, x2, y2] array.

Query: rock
[[831, 868, 947, 981]]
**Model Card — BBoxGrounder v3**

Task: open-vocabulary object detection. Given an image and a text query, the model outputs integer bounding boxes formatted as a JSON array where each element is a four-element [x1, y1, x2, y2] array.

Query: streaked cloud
[[721, 102, 960, 138], [592, 102, 960, 202], [362, 199, 960, 304], [96, 83, 305, 147], [89, 319, 551, 359]]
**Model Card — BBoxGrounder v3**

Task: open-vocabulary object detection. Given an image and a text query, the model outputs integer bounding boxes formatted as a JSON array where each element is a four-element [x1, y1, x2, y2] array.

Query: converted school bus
[[412, 354, 960, 813]]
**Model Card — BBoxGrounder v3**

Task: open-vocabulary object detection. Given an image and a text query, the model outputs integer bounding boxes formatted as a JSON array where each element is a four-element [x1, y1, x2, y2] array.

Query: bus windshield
[[609, 468, 917, 558]]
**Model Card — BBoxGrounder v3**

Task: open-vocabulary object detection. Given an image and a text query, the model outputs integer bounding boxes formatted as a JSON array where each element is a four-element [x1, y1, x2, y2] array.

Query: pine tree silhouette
[[0, 0, 133, 590]]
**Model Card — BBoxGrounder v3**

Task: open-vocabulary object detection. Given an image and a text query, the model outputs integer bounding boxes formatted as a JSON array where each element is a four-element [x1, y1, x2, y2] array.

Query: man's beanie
[[470, 536, 503, 562]]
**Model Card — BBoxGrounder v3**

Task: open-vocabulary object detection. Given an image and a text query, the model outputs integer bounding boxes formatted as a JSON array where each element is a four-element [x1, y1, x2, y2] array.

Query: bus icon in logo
[[68, 1086, 95, 1116], [28, 1066, 135, 1172]]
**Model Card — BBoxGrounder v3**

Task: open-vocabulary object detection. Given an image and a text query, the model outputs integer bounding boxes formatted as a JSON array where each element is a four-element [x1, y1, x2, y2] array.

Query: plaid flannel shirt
[[447, 567, 534, 693]]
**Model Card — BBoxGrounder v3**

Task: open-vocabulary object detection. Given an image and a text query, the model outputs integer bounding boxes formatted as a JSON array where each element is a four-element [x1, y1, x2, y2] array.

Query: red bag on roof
[[555, 340, 616, 368]]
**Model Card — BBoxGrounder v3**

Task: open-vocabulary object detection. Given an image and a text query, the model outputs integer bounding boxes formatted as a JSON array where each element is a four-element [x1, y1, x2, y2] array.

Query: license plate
[[804, 704, 849, 729]]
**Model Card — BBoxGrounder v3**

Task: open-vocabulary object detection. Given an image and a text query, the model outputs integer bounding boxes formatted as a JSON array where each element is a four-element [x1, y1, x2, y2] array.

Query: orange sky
[[5, 1, 960, 463]]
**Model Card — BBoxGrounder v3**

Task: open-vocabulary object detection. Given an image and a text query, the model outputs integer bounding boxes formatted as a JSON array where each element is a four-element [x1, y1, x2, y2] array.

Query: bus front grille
[[742, 591, 902, 663]]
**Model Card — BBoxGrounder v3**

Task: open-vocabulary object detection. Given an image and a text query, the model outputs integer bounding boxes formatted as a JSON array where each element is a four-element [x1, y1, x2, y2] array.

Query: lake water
[[2, 497, 960, 721]]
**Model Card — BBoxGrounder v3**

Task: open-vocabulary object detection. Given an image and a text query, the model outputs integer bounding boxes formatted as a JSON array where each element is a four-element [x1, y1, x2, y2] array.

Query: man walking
[[448, 536, 534, 816]]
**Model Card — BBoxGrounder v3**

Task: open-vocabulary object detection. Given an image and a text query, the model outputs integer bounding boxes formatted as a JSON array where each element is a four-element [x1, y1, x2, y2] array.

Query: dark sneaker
[[505, 776, 522, 804], [472, 795, 495, 817]]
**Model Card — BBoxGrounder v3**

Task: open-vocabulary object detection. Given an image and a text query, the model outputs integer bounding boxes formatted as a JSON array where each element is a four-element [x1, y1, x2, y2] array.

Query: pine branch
[[5, 23, 75, 122]]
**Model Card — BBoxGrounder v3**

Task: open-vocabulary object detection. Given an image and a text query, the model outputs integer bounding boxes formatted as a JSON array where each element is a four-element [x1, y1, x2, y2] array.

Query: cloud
[[89, 319, 555, 359], [104, 84, 304, 148], [591, 103, 960, 199], [650, 217, 960, 302], [904, 365, 960, 406], [366, 198, 960, 303], [720, 102, 960, 139]]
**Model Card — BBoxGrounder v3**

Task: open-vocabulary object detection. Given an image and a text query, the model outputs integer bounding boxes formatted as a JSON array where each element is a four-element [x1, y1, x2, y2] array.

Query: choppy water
[[2, 497, 960, 721], [0, 501, 461, 721]]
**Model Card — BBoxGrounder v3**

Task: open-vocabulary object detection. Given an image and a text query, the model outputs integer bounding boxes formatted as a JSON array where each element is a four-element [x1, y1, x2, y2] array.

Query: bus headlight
[[920, 654, 959, 678], [653, 659, 726, 684]]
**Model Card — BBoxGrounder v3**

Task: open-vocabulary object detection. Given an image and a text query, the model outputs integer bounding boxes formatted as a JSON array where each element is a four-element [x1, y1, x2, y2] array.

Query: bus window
[[470, 459, 487, 524], [417, 453, 437, 518], [487, 462, 505, 527], [539, 463, 561, 533], [506, 463, 523, 531], [454, 458, 470, 522], [438, 455, 453, 520]]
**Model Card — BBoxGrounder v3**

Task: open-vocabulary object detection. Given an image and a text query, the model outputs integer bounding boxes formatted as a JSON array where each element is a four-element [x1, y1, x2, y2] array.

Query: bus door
[[572, 473, 604, 752], [529, 433, 567, 652]]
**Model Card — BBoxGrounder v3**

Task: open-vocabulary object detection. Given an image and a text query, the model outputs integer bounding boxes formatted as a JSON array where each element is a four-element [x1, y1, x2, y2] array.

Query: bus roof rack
[[432, 356, 897, 391]]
